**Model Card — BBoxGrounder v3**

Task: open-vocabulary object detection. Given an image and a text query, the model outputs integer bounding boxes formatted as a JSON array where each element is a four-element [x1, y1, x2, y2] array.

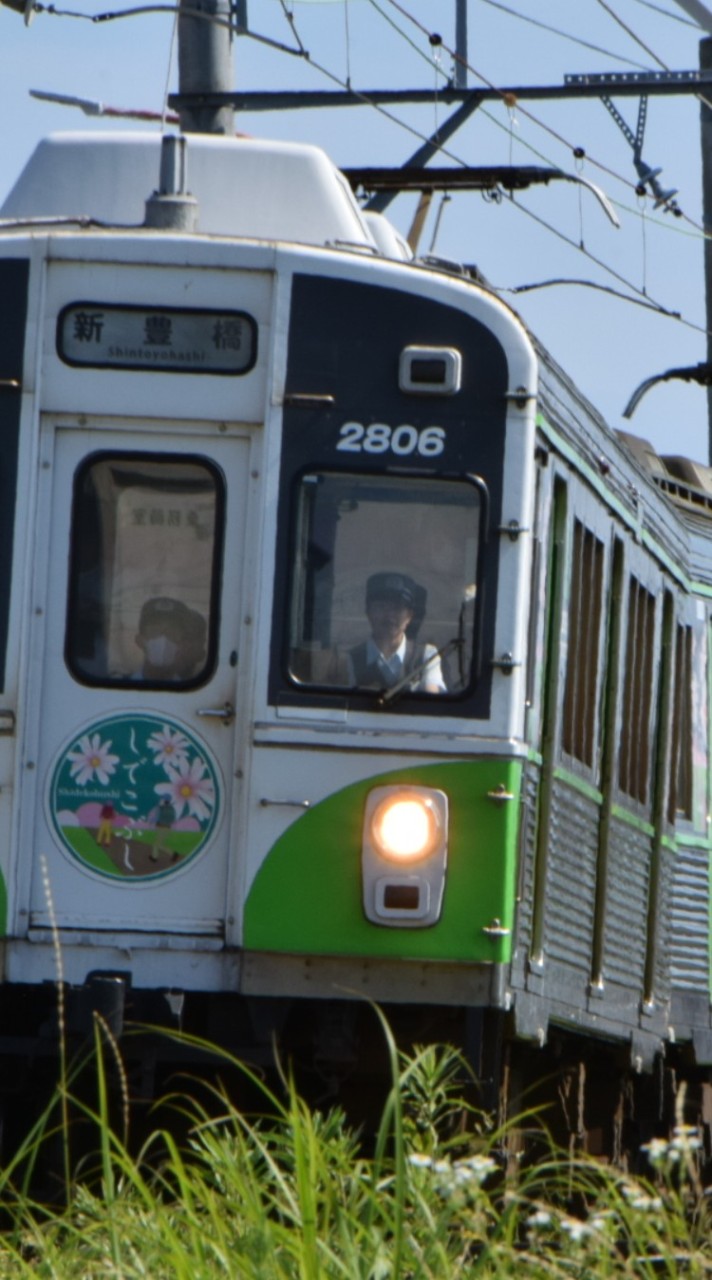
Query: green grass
[[0, 1017, 709, 1278]]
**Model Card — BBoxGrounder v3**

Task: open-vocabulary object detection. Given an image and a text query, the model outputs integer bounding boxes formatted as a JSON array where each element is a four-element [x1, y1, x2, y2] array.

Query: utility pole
[[177, 0, 234, 135], [670, 0, 712, 461], [455, 0, 467, 89], [700, 37, 712, 461], [671, 0, 712, 33]]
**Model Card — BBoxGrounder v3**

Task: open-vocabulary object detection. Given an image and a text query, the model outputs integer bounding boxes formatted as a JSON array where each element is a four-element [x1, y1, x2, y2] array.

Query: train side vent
[[661, 455, 712, 496], [615, 430, 667, 478]]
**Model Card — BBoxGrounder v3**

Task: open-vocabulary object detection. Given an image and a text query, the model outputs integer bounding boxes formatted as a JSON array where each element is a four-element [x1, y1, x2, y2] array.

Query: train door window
[[669, 622, 693, 822], [561, 519, 605, 769], [288, 471, 484, 697], [618, 575, 657, 804], [65, 454, 223, 687]]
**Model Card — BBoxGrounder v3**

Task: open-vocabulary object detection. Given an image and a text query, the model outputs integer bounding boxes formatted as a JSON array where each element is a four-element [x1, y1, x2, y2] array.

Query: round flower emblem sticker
[[48, 714, 222, 881]]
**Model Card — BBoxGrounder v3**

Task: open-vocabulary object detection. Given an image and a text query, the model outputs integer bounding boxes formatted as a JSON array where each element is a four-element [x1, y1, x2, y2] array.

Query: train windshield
[[288, 472, 483, 697]]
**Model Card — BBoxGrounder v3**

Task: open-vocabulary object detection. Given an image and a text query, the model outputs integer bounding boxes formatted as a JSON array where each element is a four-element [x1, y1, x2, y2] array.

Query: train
[[1, 117, 711, 1153]]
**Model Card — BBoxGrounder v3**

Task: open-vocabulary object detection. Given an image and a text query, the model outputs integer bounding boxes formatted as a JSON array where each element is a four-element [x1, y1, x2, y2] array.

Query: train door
[[23, 420, 252, 939]]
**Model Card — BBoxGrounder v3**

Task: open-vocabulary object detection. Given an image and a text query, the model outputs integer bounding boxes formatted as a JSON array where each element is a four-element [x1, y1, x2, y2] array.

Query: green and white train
[[0, 124, 711, 1132]]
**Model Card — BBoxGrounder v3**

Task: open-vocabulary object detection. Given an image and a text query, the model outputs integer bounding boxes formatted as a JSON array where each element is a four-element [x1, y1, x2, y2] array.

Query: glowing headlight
[[362, 786, 449, 925], [369, 792, 442, 863]]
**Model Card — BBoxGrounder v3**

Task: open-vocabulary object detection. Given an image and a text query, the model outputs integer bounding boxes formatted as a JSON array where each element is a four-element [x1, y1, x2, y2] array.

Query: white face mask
[[144, 634, 180, 669]]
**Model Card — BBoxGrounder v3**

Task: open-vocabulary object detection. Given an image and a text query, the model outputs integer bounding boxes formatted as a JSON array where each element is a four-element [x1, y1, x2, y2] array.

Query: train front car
[[247, 256, 537, 1055], [0, 129, 537, 1098]]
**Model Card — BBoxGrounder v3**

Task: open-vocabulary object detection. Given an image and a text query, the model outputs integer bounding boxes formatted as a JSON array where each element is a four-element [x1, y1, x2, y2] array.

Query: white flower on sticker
[[67, 733, 120, 786], [147, 724, 191, 769], [155, 755, 215, 821]]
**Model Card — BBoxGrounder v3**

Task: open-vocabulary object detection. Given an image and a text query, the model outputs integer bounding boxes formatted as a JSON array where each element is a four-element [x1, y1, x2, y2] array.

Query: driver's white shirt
[[365, 636, 446, 692]]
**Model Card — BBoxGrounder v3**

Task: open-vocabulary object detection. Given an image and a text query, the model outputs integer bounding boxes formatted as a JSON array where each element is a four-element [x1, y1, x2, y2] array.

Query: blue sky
[[1, 0, 711, 463]]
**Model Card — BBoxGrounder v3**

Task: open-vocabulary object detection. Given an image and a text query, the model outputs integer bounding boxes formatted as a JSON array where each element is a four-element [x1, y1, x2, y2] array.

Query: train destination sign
[[57, 303, 257, 374]]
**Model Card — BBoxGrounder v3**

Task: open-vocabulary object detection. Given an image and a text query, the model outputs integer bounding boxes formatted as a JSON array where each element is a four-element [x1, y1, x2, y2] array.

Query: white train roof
[[0, 130, 377, 249]]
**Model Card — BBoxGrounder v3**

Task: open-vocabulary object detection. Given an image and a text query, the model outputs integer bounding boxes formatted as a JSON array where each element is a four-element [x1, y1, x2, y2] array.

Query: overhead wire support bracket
[[362, 91, 484, 215], [168, 71, 712, 117], [565, 69, 712, 90], [344, 165, 620, 228], [598, 88, 679, 212]]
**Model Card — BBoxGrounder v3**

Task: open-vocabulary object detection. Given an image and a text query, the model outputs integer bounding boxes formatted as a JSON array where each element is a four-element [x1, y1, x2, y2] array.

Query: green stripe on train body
[[244, 758, 522, 963]]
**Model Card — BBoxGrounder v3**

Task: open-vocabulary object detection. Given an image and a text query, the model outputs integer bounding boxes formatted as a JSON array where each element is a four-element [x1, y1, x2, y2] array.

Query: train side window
[[561, 519, 605, 769], [618, 575, 657, 804], [65, 453, 224, 688], [669, 623, 693, 821], [287, 471, 483, 697]]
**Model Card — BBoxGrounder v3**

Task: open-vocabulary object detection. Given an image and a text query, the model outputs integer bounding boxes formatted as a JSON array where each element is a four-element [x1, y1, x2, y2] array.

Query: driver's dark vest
[[349, 640, 426, 688]]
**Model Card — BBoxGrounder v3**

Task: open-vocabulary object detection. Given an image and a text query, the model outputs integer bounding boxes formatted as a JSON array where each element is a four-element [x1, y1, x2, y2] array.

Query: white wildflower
[[407, 1153, 434, 1170], [640, 1137, 670, 1167], [453, 1155, 497, 1186], [627, 1193, 664, 1212], [670, 1125, 703, 1155], [589, 1211, 616, 1232], [527, 1208, 553, 1229], [560, 1218, 593, 1243]]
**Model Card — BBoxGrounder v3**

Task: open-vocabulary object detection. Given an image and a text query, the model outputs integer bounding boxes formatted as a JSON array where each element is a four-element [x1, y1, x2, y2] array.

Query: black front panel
[[270, 272, 510, 719], [0, 258, 29, 691]]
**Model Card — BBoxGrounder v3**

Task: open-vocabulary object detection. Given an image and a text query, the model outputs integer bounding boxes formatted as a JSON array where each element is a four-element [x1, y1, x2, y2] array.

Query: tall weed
[[0, 1019, 707, 1278]]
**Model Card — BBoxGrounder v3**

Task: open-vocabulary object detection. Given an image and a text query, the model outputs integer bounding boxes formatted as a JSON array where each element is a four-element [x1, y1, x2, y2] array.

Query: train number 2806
[[336, 422, 446, 457]]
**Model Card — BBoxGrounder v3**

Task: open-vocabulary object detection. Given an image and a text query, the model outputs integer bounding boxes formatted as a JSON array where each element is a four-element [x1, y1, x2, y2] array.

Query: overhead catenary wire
[[378, 0, 712, 244], [28, 3, 229, 23], [160, 0, 179, 130], [630, 0, 700, 25], [254, 3, 712, 414], [595, 0, 668, 67], [31, 1, 308, 57], [344, 1, 712, 330], [277, 0, 309, 55], [367, 0, 701, 245], [478, 0, 654, 70], [23, 2, 698, 242], [494, 181, 707, 331], [152, 1, 712, 330], [270, 7, 708, 332], [22, 0, 705, 226], [380, 0, 668, 192], [31, 0, 695, 216], [274, 0, 701, 261], [592, 0, 712, 234], [507, 276, 682, 315], [404, 1, 695, 200], [365, 0, 658, 106], [366, 0, 442, 67], [13, 0, 711, 340], [343, 0, 352, 85], [23, 0, 698, 223], [283, 2, 712, 346]]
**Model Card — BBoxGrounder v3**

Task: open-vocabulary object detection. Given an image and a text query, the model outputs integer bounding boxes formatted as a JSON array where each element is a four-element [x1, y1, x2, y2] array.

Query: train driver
[[135, 596, 207, 682], [347, 572, 446, 694]]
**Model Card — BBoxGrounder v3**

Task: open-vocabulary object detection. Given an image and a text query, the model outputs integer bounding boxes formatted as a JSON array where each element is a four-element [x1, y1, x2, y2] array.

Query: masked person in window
[[348, 572, 446, 694], [135, 597, 207, 682]]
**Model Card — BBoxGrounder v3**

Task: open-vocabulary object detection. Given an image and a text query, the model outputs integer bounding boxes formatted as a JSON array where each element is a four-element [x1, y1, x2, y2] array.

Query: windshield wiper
[[377, 589, 474, 707], [376, 636, 462, 708]]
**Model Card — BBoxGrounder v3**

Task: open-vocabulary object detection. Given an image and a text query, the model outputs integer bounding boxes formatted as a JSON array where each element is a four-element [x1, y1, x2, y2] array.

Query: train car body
[[0, 128, 711, 1114]]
